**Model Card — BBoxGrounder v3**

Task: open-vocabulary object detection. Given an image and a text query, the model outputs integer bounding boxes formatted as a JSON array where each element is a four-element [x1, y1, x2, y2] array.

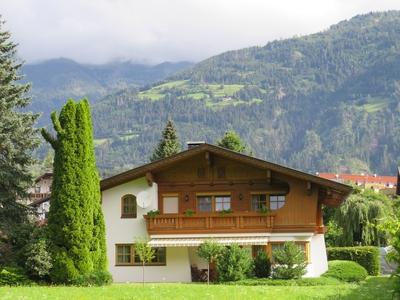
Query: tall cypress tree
[[150, 119, 181, 161], [42, 99, 108, 283], [0, 18, 38, 233]]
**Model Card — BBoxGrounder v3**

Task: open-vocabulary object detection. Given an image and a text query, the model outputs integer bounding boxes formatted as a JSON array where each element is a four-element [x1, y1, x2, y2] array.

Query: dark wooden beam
[[306, 181, 312, 195], [145, 172, 154, 187], [266, 169, 271, 184]]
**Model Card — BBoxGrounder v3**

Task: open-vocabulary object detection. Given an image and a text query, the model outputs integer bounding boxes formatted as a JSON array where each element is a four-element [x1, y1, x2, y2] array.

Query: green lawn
[[0, 277, 396, 300]]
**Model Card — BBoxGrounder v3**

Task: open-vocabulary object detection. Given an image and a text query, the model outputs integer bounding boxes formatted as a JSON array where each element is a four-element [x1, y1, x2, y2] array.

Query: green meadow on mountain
[[31, 11, 400, 177]]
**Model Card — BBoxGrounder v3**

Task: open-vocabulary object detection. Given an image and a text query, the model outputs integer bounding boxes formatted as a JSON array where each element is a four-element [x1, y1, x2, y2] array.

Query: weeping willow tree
[[334, 188, 392, 246]]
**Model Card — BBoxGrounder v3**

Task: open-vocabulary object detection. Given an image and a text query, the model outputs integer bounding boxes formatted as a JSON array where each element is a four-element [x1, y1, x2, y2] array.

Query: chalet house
[[28, 172, 52, 220], [100, 143, 352, 282]]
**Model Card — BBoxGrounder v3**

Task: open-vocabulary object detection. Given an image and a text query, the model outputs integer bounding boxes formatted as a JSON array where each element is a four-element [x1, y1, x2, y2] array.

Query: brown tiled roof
[[318, 173, 397, 185]]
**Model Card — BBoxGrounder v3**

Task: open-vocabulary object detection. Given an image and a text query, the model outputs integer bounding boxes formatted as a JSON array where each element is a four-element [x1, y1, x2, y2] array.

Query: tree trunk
[[142, 261, 145, 286], [207, 262, 210, 285]]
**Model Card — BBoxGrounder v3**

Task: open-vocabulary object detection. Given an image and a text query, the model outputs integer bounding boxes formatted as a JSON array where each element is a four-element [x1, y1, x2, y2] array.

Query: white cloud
[[2, 0, 400, 64]]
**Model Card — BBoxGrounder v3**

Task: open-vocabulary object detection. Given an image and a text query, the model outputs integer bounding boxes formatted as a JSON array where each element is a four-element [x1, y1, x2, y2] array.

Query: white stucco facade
[[102, 176, 330, 282]]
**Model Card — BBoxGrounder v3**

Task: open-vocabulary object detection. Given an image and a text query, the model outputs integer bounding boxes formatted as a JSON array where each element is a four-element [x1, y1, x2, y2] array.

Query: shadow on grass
[[327, 277, 398, 300]]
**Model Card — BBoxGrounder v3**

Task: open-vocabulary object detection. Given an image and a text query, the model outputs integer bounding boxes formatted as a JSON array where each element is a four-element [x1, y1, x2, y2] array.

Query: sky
[[2, 0, 400, 65]]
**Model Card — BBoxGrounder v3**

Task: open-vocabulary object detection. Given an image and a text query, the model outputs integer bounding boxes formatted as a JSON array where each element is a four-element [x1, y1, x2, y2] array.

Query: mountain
[[89, 11, 400, 177], [23, 58, 193, 125]]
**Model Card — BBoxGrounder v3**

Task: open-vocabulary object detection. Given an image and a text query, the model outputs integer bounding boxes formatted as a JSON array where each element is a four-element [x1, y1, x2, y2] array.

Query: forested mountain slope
[[23, 58, 192, 125], [90, 11, 400, 177]]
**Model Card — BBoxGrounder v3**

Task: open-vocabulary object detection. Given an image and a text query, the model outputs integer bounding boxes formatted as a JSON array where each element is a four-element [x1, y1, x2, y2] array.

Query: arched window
[[121, 194, 137, 218]]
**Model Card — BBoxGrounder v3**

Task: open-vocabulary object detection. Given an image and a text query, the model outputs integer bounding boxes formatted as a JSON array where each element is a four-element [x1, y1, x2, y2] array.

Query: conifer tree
[[217, 130, 251, 154], [41, 99, 108, 283], [0, 17, 39, 232], [150, 119, 181, 161]]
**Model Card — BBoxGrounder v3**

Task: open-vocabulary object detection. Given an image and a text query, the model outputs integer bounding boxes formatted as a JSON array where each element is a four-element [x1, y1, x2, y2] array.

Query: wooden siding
[[147, 152, 321, 234]]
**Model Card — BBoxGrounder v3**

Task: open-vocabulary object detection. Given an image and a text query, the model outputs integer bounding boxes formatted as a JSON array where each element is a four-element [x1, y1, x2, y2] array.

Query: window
[[134, 247, 166, 265], [197, 194, 231, 212], [121, 194, 137, 218], [269, 242, 309, 262], [215, 195, 231, 211], [251, 194, 267, 210], [163, 195, 179, 214], [116, 245, 133, 265], [35, 186, 41, 193], [197, 196, 212, 212], [269, 195, 285, 210], [116, 245, 166, 266]]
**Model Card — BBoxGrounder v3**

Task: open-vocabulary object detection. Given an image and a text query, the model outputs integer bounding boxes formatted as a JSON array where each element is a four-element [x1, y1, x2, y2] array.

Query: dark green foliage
[[25, 238, 52, 280], [216, 244, 253, 282], [0, 267, 32, 286], [333, 189, 392, 246], [323, 260, 368, 282], [253, 250, 272, 278], [272, 242, 307, 279], [150, 119, 181, 162], [0, 16, 39, 245], [327, 246, 380, 275], [217, 130, 250, 154], [41, 99, 109, 284], [226, 277, 341, 286], [69, 270, 112, 286]]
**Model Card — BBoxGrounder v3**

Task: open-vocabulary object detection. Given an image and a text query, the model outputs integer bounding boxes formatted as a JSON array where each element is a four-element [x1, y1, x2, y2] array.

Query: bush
[[226, 277, 341, 286], [25, 238, 52, 280], [272, 241, 307, 279], [254, 250, 271, 278], [327, 246, 380, 275], [70, 271, 113, 286], [0, 266, 32, 286], [323, 260, 368, 282], [217, 244, 252, 282]]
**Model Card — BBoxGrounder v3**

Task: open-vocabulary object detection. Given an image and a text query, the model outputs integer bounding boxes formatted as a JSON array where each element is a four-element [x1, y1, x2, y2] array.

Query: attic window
[[217, 167, 226, 179], [197, 167, 206, 178]]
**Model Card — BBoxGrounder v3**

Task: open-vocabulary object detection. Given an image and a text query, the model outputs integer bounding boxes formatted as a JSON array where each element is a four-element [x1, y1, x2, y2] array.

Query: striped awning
[[148, 236, 269, 247]]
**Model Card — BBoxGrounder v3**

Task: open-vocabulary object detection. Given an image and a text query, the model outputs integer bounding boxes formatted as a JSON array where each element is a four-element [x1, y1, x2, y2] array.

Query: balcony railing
[[144, 212, 276, 234]]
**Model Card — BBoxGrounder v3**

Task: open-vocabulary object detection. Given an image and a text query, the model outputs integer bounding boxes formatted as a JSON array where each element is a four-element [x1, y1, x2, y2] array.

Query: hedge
[[323, 260, 368, 282], [327, 246, 380, 275]]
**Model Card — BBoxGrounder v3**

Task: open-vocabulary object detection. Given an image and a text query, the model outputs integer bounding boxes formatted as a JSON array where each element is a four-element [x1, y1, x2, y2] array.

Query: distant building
[[28, 172, 52, 220], [317, 172, 397, 194]]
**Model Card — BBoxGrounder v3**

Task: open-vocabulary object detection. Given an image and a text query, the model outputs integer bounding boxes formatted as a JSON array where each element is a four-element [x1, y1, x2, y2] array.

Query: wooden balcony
[[144, 212, 276, 234]]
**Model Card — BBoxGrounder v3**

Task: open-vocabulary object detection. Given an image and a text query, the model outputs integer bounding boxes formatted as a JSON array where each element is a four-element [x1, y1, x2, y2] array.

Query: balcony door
[[163, 195, 179, 214]]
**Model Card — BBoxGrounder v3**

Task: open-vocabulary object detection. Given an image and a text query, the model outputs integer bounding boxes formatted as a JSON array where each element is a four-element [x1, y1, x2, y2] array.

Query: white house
[[100, 143, 352, 282]]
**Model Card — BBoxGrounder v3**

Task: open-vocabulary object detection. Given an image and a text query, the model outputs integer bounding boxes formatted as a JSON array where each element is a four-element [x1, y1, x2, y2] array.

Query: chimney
[[187, 141, 205, 150]]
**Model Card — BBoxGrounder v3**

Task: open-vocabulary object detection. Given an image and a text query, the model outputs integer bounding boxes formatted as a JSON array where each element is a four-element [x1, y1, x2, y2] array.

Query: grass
[[0, 277, 396, 300]]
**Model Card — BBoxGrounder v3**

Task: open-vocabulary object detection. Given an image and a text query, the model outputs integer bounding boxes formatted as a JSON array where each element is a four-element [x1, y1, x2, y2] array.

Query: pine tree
[[41, 99, 108, 283], [150, 119, 181, 161], [0, 17, 39, 232], [217, 130, 250, 154]]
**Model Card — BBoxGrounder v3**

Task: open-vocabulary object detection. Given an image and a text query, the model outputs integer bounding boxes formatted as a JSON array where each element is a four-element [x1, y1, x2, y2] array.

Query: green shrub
[[0, 266, 32, 286], [254, 251, 271, 278], [227, 277, 341, 286], [25, 238, 52, 280], [323, 260, 368, 282], [272, 241, 307, 279], [217, 244, 252, 282], [327, 246, 380, 275], [70, 271, 113, 286]]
